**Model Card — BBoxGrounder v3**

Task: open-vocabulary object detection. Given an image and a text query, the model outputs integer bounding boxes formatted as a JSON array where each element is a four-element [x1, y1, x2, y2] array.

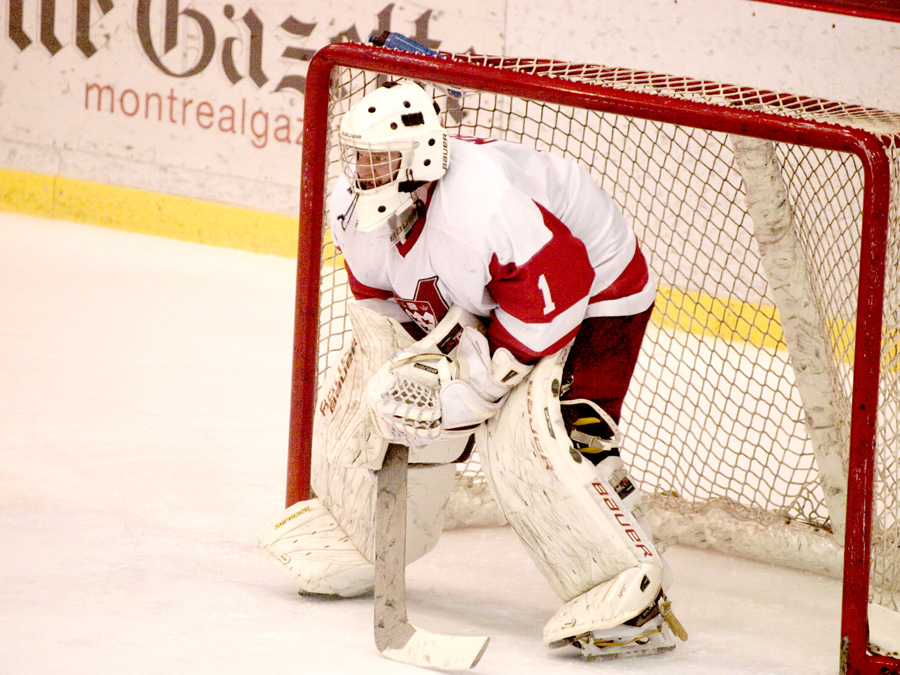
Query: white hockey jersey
[[329, 136, 656, 361]]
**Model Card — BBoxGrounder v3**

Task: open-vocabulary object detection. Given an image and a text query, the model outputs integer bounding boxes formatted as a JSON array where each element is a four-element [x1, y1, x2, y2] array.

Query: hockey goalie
[[258, 79, 687, 660]]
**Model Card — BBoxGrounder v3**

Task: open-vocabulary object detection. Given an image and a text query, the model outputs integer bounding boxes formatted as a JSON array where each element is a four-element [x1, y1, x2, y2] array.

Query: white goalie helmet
[[339, 79, 450, 232]]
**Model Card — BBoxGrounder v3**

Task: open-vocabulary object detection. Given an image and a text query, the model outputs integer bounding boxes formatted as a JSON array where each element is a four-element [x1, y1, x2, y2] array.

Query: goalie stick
[[374, 442, 490, 670]]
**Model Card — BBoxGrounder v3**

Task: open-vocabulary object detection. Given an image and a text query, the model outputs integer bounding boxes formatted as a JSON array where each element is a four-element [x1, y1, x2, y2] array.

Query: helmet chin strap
[[338, 193, 359, 232]]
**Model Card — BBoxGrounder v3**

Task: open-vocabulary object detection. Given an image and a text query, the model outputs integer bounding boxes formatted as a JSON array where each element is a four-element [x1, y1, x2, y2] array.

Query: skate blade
[[575, 625, 677, 660]]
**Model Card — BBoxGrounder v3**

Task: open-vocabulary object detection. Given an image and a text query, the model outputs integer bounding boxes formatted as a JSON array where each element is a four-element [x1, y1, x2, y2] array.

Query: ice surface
[[0, 212, 844, 674]]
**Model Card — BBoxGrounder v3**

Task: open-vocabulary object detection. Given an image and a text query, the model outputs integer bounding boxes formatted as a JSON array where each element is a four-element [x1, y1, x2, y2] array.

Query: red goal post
[[287, 41, 899, 674]]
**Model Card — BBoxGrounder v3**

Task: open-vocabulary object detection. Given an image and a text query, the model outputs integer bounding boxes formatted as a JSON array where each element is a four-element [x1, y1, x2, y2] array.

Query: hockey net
[[290, 42, 900, 670]]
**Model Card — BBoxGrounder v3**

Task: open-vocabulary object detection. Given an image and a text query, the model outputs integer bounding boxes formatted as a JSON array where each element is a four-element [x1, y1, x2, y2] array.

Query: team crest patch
[[395, 276, 449, 333]]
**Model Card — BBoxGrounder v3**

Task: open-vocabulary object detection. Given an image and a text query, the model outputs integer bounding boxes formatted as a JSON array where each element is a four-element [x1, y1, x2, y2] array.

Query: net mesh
[[310, 52, 900, 624]]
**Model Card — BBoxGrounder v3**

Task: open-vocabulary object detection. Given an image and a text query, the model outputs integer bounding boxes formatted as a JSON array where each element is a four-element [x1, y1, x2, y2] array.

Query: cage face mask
[[339, 80, 449, 233]]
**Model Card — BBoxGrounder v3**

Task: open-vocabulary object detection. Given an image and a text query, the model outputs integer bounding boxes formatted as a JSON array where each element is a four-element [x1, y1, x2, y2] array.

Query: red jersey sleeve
[[486, 201, 595, 361]]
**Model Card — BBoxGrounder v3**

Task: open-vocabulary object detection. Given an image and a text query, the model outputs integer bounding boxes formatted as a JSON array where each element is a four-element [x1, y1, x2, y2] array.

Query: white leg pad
[[314, 303, 412, 470], [312, 454, 457, 563], [475, 345, 683, 657], [259, 301, 466, 597], [257, 497, 375, 597], [476, 347, 665, 602], [258, 458, 457, 597], [311, 301, 466, 560]]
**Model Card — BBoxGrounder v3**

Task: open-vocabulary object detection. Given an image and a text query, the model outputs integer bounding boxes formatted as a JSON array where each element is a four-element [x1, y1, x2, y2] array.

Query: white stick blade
[[380, 622, 489, 670]]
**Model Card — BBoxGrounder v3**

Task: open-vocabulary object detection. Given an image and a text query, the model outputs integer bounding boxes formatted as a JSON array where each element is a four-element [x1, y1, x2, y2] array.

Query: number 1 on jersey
[[537, 274, 555, 314]]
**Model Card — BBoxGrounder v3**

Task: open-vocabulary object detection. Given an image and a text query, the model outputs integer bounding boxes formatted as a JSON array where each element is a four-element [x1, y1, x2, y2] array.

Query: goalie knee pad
[[475, 347, 686, 654]]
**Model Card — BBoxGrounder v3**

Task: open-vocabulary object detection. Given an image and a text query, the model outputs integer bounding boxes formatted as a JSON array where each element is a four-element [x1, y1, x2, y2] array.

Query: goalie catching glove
[[367, 307, 532, 447]]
